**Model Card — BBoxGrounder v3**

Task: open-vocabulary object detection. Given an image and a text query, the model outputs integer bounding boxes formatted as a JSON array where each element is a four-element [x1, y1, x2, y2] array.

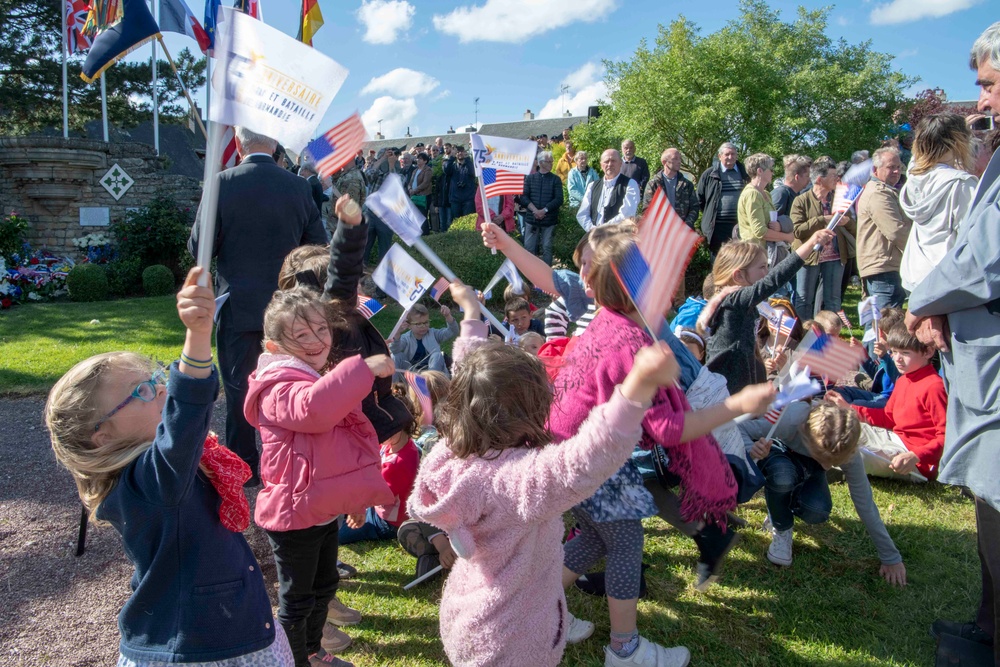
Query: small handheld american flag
[[612, 188, 702, 338], [480, 167, 525, 199], [357, 297, 383, 320], [304, 112, 367, 179], [404, 371, 434, 426], [797, 328, 867, 382], [429, 277, 450, 302]]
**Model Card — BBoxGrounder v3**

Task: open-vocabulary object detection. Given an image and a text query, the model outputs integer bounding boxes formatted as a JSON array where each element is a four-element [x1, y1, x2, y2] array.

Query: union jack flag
[[404, 371, 434, 426], [357, 297, 383, 320], [304, 112, 367, 179], [612, 188, 701, 335], [66, 0, 93, 54], [480, 167, 525, 199], [797, 328, 867, 382]]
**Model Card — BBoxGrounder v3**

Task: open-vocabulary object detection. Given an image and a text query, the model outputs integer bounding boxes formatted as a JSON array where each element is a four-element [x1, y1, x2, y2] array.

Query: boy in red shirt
[[826, 323, 947, 482]]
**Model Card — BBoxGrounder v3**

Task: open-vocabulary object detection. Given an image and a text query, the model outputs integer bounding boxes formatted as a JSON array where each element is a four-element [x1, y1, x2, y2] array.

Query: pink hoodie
[[245, 353, 394, 532], [408, 321, 650, 667]]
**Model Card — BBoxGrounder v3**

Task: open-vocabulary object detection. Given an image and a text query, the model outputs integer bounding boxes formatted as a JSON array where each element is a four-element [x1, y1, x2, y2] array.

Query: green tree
[[573, 0, 915, 179], [0, 0, 205, 135]]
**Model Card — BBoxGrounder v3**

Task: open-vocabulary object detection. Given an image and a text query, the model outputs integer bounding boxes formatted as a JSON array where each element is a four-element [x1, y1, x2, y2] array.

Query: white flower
[[27, 292, 42, 301]]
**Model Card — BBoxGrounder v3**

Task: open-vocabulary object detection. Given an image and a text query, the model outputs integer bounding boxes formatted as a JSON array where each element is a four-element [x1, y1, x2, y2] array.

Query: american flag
[[304, 113, 367, 179], [612, 188, 701, 335], [404, 371, 434, 426], [764, 406, 783, 424], [480, 167, 525, 199], [832, 182, 864, 215], [797, 329, 867, 381], [836, 310, 852, 328], [357, 297, 383, 319], [429, 277, 450, 302], [778, 315, 796, 338]]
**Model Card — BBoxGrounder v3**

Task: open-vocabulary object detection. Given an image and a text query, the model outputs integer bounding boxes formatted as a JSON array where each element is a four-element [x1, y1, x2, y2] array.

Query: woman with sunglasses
[[45, 267, 293, 666]]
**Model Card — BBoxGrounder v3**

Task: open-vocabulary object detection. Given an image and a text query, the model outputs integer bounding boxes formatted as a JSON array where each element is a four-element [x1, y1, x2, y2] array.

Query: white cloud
[[356, 0, 415, 44], [432, 89, 452, 101], [870, 0, 982, 25], [433, 0, 618, 44], [361, 68, 440, 98], [898, 48, 919, 58], [835, 15, 850, 26], [361, 96, 419, 138], [537, 62, 608, 119]]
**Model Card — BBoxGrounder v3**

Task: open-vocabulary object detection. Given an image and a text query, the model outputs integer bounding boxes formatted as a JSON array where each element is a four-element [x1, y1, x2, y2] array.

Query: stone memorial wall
[[0, 137, 202, 259]]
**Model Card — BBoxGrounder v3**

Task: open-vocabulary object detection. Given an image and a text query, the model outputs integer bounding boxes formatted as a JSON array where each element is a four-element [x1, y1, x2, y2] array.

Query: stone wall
[[0, 137, 202, 259]]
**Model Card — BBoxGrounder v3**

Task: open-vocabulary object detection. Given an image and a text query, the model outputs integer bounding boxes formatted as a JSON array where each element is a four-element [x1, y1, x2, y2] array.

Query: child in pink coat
[[245, 287, 395, 667], [409, 283, 683, 667]]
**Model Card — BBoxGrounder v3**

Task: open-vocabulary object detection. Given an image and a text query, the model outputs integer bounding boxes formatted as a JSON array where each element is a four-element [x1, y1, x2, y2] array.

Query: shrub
[[110, 196, 194, 285], [67, 263, 109, 302], [448, 214, 477, 232], [106, 255, 144, 297], [142, 264, 176, 297], [0, 212, 29, 263]]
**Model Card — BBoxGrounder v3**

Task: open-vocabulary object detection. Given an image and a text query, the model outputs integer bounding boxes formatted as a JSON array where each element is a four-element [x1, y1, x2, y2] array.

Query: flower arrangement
[[71, 232, 115, 264], [1, 244, 74, 309]]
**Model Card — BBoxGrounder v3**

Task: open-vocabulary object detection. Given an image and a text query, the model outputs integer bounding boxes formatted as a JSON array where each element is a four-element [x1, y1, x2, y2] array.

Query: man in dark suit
[[620, 139, 650, 194], [189, 127, 327, 484], [298, 159, 329, 217]]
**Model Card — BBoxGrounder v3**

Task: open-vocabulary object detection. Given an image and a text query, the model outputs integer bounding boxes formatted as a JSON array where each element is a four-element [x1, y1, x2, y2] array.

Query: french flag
[[159, 0, 211, 53]]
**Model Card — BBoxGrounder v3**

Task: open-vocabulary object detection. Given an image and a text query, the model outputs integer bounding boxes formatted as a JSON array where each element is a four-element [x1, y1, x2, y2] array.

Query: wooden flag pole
[[158, 36, 208, 140]]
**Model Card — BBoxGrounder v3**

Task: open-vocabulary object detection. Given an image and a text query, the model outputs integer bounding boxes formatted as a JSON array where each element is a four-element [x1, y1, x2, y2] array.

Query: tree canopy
[[0, 0, 205, 135], [573, 0, 916, 178]]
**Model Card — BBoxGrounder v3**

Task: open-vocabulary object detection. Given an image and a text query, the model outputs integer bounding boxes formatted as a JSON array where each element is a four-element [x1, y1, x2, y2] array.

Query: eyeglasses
[[94, 369, 167, 432]]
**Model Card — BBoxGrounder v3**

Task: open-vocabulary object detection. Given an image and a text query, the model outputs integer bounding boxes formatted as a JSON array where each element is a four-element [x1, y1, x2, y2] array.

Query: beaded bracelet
[[180, 353, 214, 369]]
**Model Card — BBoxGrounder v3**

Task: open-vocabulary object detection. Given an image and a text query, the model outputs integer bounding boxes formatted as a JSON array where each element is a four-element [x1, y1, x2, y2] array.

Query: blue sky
[[150, 0, 991, 141]]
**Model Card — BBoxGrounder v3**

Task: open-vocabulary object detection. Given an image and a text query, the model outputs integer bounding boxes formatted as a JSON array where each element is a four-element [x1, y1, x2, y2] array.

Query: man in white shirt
[[576, 149, 640, 231]]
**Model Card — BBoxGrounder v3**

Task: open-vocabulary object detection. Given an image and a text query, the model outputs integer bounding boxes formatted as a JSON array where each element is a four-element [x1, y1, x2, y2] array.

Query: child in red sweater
[[826, 323, 946, 481]]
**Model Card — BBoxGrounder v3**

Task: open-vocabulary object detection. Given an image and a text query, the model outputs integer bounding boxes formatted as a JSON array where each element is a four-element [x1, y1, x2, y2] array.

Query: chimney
[[374, 132, 384, 140], [564, 110, 573, 117], [523, 109, 534, 120], [405, 127, 412, 138]]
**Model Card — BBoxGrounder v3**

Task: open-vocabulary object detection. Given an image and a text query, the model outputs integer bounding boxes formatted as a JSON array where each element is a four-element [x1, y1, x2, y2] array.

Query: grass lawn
[[2, 290, 980, 666]]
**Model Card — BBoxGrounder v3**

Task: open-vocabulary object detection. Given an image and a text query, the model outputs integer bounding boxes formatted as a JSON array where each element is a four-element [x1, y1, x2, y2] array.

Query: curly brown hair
[[440, 342, 552, 459]]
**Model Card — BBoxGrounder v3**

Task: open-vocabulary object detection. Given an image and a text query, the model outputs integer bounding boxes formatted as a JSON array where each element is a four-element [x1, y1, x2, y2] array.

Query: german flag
[[297, 0, 323, 46]]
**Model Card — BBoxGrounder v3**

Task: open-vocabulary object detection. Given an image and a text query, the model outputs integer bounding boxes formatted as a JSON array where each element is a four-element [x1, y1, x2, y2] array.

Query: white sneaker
[[604, 636, 691, 667], [762, 515, 772, 533], [565, 612, 594, 644], [767, 526, 793, 567]]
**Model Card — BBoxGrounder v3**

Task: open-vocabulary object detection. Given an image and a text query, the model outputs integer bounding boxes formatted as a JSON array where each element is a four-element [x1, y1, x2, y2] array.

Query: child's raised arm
[[176, 267, 215, 379], [481, 222, 558, 295]]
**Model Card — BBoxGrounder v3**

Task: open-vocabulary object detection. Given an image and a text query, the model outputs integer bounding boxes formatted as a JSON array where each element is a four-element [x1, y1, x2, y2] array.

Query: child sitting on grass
[[832, 307, 903, 409], [740, 400, 907, 585], [505, 296, 545, 340], [813, 310, 844, 338], [826, 324, 946, 482], [518, 331, 544, 355], [389, 303, 459, 375]]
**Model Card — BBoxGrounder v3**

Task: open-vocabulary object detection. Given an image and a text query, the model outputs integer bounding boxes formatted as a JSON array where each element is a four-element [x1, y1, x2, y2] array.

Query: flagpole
[[151, 0, 159, 154], [100, 74, 109, 141], [62, 0, 69, 139], [475, 169, 497, 255], [158, 36, 208, 140], [765, 407, 787, 441], [205, 56, 211, 120], [196, 119, 226, 286]]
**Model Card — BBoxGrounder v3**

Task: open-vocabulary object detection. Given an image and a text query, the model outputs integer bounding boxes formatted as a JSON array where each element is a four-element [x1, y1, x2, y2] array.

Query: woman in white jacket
[[900, 112, 979, 291]]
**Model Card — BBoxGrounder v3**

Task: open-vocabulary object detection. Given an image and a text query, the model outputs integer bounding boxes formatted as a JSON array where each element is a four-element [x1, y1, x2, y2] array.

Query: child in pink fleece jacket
[[245, 287, 396, 667], [409, 283, 683, 667]]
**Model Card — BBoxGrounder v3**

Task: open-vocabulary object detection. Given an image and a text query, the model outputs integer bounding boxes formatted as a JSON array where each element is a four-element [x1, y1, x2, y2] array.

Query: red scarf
[[200, 432, 251, 532]]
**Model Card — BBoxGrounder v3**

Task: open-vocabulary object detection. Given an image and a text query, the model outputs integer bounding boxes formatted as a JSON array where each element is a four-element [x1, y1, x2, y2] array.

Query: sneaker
[[309, 649, 355, 666], [326, 597, 361, 627], [320, 624, 352, 654], [930, 619, 994, 647], [826, 467, 846, 484], [337, 561, 357, 580], [604, 636, 690, 667], [762, 515, 772, 533], [564, 523, 582, 543], [415, 554, 443, 581], [397, 520, 432, 558], [693, 523, 741, 591], [565, 612, 594, 644], [575, 564, 649, 599], [767, 526, 793, 567]]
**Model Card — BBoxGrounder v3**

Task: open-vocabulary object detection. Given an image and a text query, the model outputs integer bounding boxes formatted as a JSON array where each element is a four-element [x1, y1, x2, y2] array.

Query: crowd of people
[[40, 20, 1000, 667]]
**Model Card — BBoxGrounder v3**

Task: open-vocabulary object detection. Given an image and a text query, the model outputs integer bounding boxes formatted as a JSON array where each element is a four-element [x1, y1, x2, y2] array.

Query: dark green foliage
[[107, 197, 193, 296], [66, 263, 109, 302], [0, 213, 29, 262], [142, 264, 175, 297]]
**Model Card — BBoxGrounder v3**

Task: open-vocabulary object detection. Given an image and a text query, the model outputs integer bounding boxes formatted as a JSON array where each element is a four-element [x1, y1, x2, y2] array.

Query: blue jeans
[[759, 448, 832, 532], [795, 260, 844, 320], [830, 385, 888, 409], [364, 209, 394, 266], [524, 223, 556, 265], [338, 507, 397, 545], [439, 204, 453, 232], [450, 198, 475, 219], [863, 271, 907, 311]]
